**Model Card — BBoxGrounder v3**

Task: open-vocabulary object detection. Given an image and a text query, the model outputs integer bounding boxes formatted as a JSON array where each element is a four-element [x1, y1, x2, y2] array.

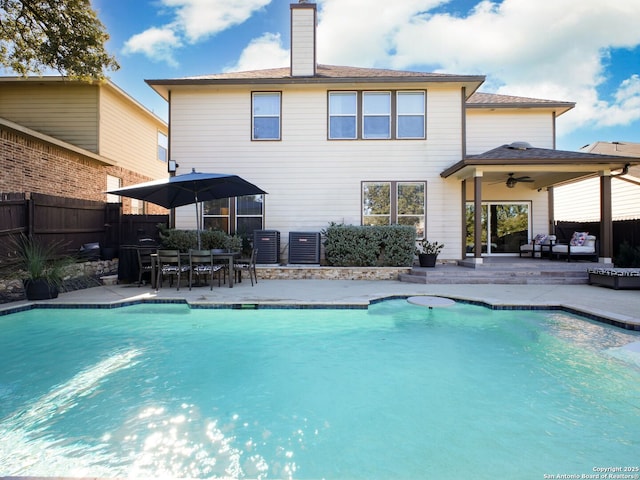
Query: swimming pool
[[1, 300, 639, 479]]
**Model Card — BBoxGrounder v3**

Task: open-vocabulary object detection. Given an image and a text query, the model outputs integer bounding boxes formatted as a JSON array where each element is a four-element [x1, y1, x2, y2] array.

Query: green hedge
[[158, 225, 243, 252], [323, 224, 416, 267]]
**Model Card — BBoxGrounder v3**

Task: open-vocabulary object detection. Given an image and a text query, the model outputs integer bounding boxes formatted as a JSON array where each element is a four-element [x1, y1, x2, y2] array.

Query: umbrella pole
[[195, 192, 202, 249]]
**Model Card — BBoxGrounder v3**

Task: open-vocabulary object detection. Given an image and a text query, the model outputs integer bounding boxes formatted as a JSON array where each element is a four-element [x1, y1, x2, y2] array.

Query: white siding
[[170, 85, 466, 259], [99, 87, 167, 179], [466, 110, 555, 154], [0, 83, 99, 151], [555, 177, 640, 221]]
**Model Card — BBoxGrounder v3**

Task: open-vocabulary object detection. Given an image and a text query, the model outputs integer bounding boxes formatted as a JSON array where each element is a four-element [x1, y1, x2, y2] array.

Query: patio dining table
[[150, 250, 240, 289]]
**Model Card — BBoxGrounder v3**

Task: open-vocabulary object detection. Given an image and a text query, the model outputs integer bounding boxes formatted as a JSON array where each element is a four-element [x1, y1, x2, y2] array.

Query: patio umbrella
[[108, 169, 267, 248]]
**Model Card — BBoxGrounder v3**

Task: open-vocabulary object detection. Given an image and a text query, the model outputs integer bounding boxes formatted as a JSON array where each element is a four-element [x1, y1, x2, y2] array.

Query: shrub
[[158, 226, 243, 252], [614, 241, 640, 267], [158, 228, 197, 252], [323, 223, 415, 267]]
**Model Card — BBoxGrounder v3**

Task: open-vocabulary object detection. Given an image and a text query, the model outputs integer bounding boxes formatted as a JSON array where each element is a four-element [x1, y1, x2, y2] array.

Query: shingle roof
[[467, 92, 575, 110], [177, 64, 481, 81], [147, 66, 572, 113], [468, 144, 626, 161], [440, 144, 640, 179]]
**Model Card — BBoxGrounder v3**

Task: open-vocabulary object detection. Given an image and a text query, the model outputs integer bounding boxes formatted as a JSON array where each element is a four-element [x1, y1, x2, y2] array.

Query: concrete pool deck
[[2, 279, 639, 329]]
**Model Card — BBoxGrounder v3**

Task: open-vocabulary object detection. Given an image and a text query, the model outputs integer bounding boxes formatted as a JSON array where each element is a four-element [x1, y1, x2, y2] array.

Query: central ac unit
[[253, 230, 280, 264], [289, 232, 321, 264]]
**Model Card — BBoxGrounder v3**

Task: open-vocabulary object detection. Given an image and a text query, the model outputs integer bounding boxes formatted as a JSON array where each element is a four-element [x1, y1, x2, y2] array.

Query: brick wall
[[0, 126, 166, 214]]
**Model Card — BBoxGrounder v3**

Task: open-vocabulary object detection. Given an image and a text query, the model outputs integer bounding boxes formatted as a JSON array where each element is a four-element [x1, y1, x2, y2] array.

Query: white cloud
[[223, 33, 289, 72], [163, 0, 272, 43], [123, 27, 183, 66], [597, 74, 640, 127], [313, 0, 640, 136], [123, 0, 271, 65]]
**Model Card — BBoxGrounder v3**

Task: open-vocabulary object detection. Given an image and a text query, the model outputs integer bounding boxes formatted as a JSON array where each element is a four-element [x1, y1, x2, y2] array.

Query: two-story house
[[0, 77, 168, 214], [146, 1, 638, 262]]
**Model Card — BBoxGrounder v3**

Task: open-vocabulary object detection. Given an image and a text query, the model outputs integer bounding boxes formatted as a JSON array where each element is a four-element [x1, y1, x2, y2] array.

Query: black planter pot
[[418, 253, 438, 268], [24, 279, 59, 300]]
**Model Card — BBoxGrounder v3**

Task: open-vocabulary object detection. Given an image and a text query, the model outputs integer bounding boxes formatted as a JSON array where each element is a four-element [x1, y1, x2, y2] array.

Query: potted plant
[[12, 235, 72, 300], [416, 239, 444, 267]]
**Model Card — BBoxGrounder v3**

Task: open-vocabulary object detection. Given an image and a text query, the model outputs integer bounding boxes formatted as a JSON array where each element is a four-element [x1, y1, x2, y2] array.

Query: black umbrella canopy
[[107, 170, 267, 209], [108, 170, 267, 249]]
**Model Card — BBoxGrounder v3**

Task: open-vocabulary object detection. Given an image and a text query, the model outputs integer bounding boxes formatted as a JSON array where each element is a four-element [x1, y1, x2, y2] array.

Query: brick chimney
[[290, 1, 317, 77]]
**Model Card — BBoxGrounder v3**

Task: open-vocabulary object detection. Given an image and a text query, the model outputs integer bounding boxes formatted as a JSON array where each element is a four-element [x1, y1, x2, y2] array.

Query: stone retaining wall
[[256, 266, 411, 281]]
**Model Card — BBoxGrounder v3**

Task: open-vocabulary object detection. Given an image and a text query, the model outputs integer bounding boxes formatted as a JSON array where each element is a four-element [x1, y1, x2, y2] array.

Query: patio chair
[[234, 248, 258, 286], [136, 247, 156, 286], [189, 249, 224, 290], [156, 249, 189, 290]]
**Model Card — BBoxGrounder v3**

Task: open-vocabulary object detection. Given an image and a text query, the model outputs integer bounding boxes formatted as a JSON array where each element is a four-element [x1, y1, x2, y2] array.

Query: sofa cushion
[[552, 244, 595, 254], [570, 231, 588, 246]]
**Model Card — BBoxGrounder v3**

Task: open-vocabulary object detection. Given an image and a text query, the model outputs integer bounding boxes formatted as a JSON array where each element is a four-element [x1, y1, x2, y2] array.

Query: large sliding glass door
[[466, 202, 530, 255]]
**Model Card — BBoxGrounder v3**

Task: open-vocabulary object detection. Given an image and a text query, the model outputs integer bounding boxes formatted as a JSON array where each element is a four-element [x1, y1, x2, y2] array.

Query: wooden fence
[[555, 220, 640, 258], [0, 193, 168, 268]]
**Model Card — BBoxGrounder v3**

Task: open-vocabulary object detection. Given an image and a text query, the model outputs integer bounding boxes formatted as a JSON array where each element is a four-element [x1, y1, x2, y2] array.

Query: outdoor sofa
[[551, 232, 598, 262]]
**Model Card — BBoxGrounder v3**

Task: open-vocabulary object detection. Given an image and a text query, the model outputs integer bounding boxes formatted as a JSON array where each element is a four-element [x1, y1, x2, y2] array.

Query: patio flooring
[[2, 275, 639, 330]]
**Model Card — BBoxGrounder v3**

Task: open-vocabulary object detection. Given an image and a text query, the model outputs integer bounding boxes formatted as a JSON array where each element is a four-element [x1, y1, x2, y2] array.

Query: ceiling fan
[[505, 173, 534, 188]]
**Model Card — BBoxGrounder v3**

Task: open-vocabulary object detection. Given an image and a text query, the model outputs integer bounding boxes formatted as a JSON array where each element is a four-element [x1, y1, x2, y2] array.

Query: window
[[363, 92, 391, 139], [397, 91, 425, 138], [157, 131, 168, 162], [362, 181, 425, 237], [329, 92, 357, 139], [203, 195, 265, 235], [106, 175, 121, 203], [131, 198, 144, 215], [236, 194, 264, 236], [362, 182, 391, 225], [329, 90, 426, 140], [252, 92, 281, 140]]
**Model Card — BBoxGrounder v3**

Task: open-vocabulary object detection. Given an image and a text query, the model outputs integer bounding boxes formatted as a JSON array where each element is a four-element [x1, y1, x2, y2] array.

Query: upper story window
[[397, 91, 425, 139], [252, 92, 281, 140], [157, 131, 168, 162], [363, 92, 391, 139], [329, 90, 426, 140], [329, 92, 357, 139]]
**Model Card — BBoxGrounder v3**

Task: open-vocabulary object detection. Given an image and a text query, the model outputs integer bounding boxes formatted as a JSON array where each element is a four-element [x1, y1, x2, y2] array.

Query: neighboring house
[[146, 1, 639, 262], [554, 141, 640, 222], [0, 77, 168, 214]]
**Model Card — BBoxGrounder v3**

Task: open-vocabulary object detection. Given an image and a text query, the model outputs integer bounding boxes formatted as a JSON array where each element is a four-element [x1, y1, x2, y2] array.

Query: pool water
[[1, 300, 639, 479]]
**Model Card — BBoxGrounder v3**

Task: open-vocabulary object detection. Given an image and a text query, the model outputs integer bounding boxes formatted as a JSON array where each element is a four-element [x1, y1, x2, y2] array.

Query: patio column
[[547, 187, 555, 234], [473, 173, 483, 263], [599, 173, 613, 263]]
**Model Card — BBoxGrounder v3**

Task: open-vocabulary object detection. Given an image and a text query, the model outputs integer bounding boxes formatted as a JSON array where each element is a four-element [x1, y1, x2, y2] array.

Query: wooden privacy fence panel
[[0, 193, 27, 267], [30, 193, 107, 253], [555, 220, 640, 257]]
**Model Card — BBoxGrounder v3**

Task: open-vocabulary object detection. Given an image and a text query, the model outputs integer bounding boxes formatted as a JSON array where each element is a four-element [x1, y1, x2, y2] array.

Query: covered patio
[[441, 143, 640, 264]]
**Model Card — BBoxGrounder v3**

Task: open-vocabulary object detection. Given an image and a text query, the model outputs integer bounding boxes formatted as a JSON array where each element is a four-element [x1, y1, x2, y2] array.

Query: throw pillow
[[570, 231, 588, 246], [533, 234, 548, 245]]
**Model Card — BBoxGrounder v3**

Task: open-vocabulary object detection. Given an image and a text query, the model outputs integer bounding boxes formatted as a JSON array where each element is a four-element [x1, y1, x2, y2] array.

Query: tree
[[0, 0, 119, 80]]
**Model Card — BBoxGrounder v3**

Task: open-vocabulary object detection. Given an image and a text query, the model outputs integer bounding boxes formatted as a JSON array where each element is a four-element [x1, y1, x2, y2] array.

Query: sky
[[92, 0, 640, 151]]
